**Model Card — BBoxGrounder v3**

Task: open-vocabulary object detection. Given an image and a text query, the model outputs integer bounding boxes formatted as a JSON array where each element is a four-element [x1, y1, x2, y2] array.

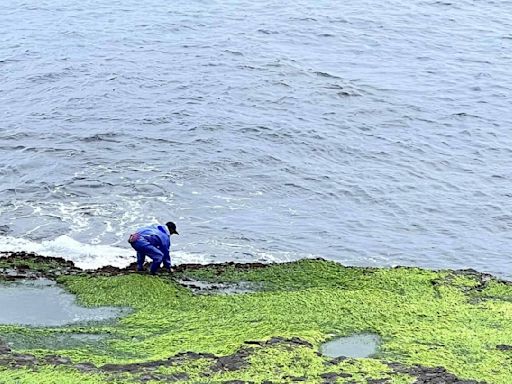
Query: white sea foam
[[0, 235, 133, 269], [0, 235, 213, 270]]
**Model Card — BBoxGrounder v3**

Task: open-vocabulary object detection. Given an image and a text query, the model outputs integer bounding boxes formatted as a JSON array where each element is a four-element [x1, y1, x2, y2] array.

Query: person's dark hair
[[166, 221, 179, 235]]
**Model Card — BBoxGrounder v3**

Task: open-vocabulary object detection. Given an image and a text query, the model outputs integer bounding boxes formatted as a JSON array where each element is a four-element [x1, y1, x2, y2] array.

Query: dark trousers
[[130, 239, 166, 273]]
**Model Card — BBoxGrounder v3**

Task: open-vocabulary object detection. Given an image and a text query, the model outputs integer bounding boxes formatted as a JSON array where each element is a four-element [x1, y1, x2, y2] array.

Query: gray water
[[0, 0, 511, 278], [0, 279, 124, 326], [4, 333, 106, 350], [320, 334, 380, 358]]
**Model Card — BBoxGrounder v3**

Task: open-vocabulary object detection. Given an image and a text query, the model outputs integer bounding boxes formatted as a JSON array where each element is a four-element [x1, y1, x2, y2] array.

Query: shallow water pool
[[0, 278, 125, 326], [320, 333, 380, 358]]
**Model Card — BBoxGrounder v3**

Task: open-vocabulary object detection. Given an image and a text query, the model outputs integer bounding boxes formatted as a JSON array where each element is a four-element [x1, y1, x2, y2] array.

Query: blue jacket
[[135, 224, 171, 260]]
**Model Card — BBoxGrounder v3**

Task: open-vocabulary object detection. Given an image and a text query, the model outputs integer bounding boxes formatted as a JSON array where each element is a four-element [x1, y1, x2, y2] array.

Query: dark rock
[[0, 340, 11, 354], [139, 373, 157, 382], [174, 261, 269, 274], [170, 351, 216, 361], [167, 372, 189, 381], [319, 371, 352, 383], [496, 344, 512, 351], [222, 381, 252, 384], [139, 360, 169, 369], [211, 348, 251, 372], [101, 363, 140, 372], [245, 336, 313, 349], [96, 352, 217, 374], [75, 362, 98, 372], [320, 372, 339, 381], [95, 265, 123, 274], [44, 355, 71, 365], [15, 264, 30, 271], [139, 373, 188, 382], [11, 354, 37, 367], [324, 356, 348, 365], [387, 362, 486, 383]]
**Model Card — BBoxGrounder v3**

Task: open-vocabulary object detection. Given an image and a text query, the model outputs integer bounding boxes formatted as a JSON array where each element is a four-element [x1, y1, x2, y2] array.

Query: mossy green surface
[[1, 258, 511, 383]]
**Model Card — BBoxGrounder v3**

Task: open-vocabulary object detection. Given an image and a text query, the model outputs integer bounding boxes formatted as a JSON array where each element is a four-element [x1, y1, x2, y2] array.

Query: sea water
[[0, 0, 511, 278]]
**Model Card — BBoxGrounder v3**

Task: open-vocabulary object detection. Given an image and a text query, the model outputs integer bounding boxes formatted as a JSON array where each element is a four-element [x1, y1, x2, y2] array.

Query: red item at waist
[[128, 233, 141, 243]]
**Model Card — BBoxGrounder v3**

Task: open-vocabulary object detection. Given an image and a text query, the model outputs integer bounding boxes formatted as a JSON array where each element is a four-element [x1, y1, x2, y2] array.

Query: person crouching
[[128, 221, 179, 274]]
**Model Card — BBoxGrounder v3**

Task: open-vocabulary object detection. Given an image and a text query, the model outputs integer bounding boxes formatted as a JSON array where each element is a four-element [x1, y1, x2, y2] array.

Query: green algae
[[0, 257, 511, 383], [0, 255, 75, 275]]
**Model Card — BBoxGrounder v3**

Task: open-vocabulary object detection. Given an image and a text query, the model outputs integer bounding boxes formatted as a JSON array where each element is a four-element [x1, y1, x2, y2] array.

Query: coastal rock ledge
[[0, 251, 511, 383]]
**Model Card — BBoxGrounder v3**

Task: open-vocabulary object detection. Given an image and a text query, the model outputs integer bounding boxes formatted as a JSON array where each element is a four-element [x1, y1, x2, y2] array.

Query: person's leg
[[136, 251, 146, 271], [162, 253, 171, 271], [130, 240, 148, 271], [141, 245, 164, 274]]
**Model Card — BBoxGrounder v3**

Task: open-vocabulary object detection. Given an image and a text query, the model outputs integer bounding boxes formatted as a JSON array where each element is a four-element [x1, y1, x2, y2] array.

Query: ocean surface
[[1, 0, 511, 279]]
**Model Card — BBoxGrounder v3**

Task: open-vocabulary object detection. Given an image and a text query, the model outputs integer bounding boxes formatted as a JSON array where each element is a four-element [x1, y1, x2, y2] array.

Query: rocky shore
[[0, 251, 511, 383]]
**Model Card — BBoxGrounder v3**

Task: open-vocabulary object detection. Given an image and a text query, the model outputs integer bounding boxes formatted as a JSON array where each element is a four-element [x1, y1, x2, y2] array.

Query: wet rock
[[102, 362, 141, 373], [94, 265, 124, 274], [178, 279, 259, 295], [496, 344, 512, 351], [44, 355, 71, 366], [279, 336, 312, 347], [222, 381, 253, 384], [174, 261, 269, 273], [320, 372, 339, 382], [15, 264, 31, 272], [0, 339, 11, 354], [0, 252, 80, 278], [245, 336, 313, 348], [324, 356, 348, 365], [387, 362, 486, 383], [319, 371, 352, 383], [167, 372, 189, 381], [11, 354, 37, 367], [170, 351, 216, 361], [138, 373, 188, 382], [75, 362, 98, 372], [99, 352, 217, 374], [211, 348, 252, 372], [139, 373, 159, 382]]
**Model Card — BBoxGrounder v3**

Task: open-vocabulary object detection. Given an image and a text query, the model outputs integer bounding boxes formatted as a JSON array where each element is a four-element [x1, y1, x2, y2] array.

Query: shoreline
[[0, 251, 512, 289], [1, 250, 510, 286], [0, 251, 511, 383]]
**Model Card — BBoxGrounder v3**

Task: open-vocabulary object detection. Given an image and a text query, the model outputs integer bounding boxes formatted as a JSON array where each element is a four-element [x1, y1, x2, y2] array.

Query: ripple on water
[[0, 0, 511, 280]]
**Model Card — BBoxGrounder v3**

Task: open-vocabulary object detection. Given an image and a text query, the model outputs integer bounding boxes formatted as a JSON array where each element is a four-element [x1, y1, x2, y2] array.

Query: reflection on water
[[320, 333, 380, 358], [0, 278, 126, 326]]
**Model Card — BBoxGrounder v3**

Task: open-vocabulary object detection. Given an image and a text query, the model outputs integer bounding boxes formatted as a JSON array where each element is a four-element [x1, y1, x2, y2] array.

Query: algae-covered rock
[[0, 252, 511, 383]]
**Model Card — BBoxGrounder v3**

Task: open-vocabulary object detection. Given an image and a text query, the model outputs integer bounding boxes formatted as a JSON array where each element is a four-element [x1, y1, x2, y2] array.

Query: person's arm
[[162, 236, 170, 261], [158, 231, 170, 262]]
